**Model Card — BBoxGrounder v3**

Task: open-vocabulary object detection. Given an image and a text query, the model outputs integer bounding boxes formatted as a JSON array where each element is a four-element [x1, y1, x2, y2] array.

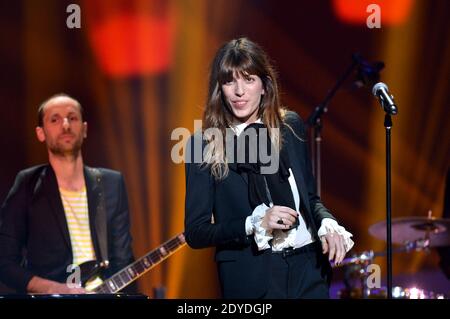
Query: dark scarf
[[228, 123, 299, 229]]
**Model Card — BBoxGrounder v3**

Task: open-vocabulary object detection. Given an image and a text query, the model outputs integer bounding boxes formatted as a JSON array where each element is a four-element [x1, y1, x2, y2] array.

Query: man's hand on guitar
[[27, 276, 87, 294]]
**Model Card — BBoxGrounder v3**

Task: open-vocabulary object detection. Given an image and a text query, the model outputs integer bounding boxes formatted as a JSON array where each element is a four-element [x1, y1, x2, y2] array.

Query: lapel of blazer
[[285, 135, 320, 236], [40, 165, 72, 250], [39, 165, 101, 255], [84, 166, 100, 254], [285, 131, 310, 215]]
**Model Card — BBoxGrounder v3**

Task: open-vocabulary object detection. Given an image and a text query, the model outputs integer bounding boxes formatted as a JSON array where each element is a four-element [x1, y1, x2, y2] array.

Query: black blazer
[[0, 164, 134, 292], [184, 111, 335, 298]]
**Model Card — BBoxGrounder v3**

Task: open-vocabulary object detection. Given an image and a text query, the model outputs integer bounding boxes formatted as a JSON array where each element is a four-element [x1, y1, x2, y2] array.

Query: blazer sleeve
[[0, 171, 35, 292], [184, 135, 248, 249], [287, 111, 337, 226]]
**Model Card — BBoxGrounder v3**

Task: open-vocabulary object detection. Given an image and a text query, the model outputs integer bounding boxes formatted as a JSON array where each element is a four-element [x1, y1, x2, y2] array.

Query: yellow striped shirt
[[59, 187, 95, 265], [60, 187, 103, 290]]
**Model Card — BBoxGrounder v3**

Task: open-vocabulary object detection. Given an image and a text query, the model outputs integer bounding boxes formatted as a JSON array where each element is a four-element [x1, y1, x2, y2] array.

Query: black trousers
[[263, 242, 332, 299]]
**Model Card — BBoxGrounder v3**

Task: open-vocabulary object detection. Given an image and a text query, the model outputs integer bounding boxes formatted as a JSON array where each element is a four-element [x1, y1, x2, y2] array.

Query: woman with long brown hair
[[184, 37, 353, 298]]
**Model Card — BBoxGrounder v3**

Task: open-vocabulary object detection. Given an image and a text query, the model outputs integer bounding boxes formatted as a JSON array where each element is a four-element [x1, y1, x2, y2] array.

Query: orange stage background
[[0, 0, 449, 297]]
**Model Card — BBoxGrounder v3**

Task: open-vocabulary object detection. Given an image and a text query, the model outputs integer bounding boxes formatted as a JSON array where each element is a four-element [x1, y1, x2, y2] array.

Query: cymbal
[[369, 217, 450, 247]]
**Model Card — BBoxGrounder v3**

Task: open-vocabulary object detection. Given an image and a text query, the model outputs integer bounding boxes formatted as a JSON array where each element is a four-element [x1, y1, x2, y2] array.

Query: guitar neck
[[93, 233, 186, 294]]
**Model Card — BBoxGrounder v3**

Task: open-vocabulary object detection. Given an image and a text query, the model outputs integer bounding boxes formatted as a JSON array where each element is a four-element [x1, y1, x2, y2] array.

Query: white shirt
[[232, 120, 354, 252]]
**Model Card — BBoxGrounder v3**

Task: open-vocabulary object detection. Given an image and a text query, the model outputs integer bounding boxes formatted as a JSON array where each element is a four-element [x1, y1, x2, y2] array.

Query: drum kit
[[333, 214, 450, 299]]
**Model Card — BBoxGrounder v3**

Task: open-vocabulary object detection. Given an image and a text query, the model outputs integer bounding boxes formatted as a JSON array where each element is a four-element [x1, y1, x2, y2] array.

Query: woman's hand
[[320, 232, 347, 265], [261, 205, 298, 231]]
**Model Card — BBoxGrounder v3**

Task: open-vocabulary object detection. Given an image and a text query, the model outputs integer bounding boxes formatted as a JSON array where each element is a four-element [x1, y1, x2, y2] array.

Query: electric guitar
[[79, 233, 186, 293]]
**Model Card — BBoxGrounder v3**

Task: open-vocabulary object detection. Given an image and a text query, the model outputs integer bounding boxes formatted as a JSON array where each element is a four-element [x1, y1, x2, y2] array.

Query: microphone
[[372, 82, 398, 115]]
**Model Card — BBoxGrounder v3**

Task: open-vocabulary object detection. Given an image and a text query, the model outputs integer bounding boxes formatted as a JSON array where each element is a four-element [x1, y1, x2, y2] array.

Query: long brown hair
[[202, 37, 286, 179]]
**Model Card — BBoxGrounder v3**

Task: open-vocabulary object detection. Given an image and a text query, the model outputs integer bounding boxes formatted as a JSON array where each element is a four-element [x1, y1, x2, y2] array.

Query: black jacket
[[0, 164, 134, 292], [184, 111, 335, 298]]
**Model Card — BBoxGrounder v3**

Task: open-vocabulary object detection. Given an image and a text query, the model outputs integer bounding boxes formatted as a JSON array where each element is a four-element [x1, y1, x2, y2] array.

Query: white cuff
[[318, 218, 354, 252], [245, 216, 253, 235], [248, 203, 273, 250]]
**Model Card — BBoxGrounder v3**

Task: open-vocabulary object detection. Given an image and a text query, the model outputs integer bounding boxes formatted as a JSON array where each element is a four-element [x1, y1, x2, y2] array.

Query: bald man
[[0, 94, 134, 294]]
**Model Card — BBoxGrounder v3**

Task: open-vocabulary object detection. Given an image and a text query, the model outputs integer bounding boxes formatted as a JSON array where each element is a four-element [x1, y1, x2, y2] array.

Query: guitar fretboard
[[94, 233, 186, 293]]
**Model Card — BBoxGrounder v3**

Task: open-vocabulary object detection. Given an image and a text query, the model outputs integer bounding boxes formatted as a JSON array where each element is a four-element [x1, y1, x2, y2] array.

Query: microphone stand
[[307, 57, 358, 195], [306, 53, 386, 298], [385, 114, 393, 299], [376, 94, 397, 299]]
